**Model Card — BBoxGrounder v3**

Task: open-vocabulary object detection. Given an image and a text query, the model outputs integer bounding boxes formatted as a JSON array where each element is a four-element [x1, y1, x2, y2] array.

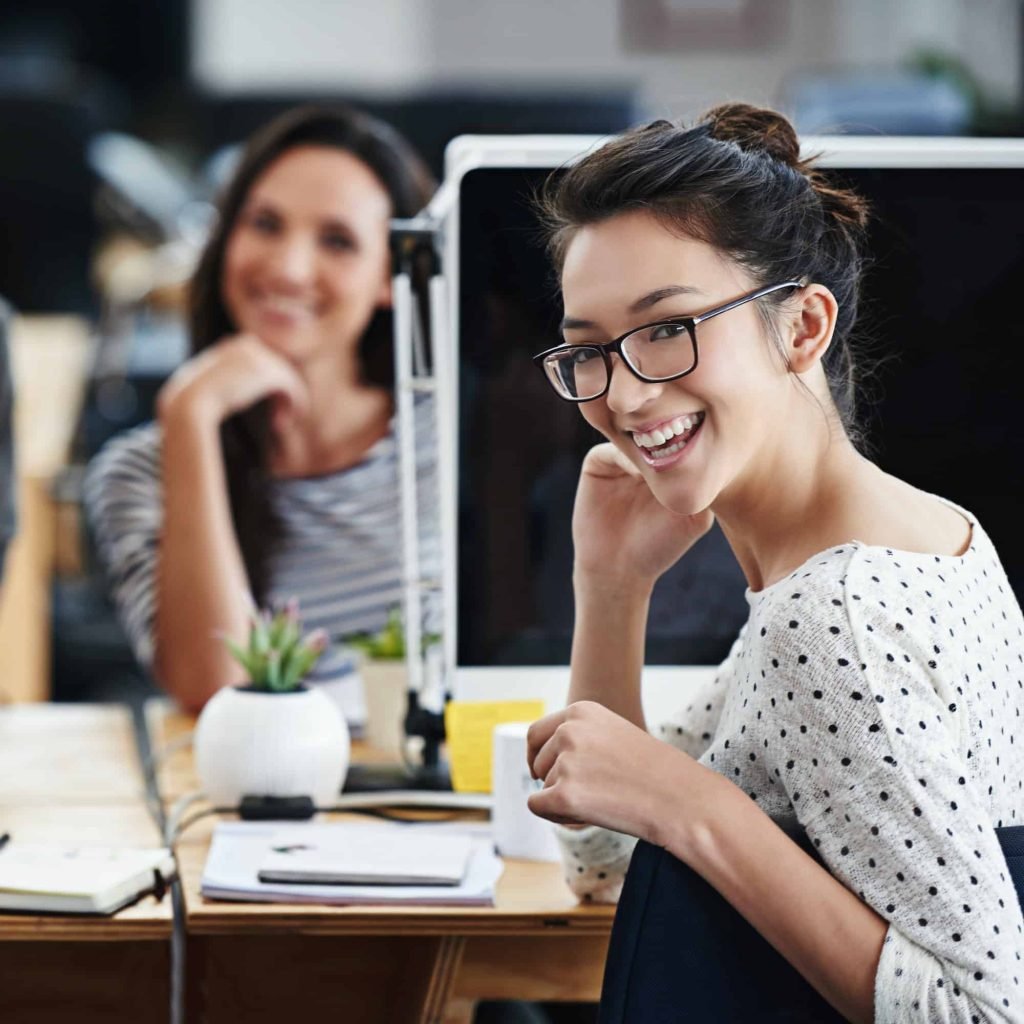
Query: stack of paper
[[201, 821, 503, 907]]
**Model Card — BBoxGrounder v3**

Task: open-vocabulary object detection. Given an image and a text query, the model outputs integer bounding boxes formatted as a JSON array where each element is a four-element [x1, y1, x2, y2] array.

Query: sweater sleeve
[[83, 424, 164, 670], [556, 644, 740, 901], [764, 557, 1024, 1023]]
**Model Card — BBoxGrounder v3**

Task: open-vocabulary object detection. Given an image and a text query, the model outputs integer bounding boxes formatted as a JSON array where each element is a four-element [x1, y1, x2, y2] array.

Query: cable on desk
[[168, 798, 485, 845], [144, 730, 195, 775], [164, 790, 210, 846]]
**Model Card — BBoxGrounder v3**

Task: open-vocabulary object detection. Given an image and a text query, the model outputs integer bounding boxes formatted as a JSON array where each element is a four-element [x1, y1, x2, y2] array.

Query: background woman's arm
[[153, 335, 309, 711], [154, 395, 252, 712]]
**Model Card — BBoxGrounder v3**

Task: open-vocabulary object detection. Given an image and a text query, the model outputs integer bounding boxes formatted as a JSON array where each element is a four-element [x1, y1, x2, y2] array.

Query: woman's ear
[[786, 284, 838, 374]]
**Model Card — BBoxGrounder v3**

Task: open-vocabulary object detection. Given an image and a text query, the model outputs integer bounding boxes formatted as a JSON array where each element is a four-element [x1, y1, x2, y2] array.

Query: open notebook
[[0, 843, 176, 915]]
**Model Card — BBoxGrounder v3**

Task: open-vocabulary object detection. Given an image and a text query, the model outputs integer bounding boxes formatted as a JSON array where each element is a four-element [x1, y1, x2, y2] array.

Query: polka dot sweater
[[557, 507, 1024, 1022]]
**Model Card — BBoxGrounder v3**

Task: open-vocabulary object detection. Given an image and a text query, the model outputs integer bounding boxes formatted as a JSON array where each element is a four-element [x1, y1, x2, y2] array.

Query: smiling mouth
[[252, 292, 318, 320], [630, 412, 705, 460]]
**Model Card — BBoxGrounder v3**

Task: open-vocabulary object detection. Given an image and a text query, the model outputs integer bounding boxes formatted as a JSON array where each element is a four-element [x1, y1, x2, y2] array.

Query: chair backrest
[[599, 825, 1024, 1024]]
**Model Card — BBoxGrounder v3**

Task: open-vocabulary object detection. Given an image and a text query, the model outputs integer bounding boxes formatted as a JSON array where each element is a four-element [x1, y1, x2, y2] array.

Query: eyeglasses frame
[[532, 280, 806, 403]]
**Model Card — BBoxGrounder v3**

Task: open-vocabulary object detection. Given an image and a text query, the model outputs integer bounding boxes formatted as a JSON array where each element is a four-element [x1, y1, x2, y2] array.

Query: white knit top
[[558, 505, 1024, 1022]]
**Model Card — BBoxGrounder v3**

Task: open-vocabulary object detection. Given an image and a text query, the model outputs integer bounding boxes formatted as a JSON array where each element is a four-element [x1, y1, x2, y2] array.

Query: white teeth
[[261, 295, 314, 317], [631, 413, 704, 450], [647, 439, 686, 459]]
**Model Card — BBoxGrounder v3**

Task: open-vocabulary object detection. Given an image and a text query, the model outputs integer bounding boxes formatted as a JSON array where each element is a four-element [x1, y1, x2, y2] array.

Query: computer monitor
[[443, 135, 1024, 717]]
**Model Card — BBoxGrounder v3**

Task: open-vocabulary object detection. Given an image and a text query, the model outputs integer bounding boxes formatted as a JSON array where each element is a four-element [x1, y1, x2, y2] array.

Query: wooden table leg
[[412, 935, 466, 1024]]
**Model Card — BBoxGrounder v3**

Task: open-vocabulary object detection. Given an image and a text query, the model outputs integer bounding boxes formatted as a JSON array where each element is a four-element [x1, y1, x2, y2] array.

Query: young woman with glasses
[[525, 104, 1024, 1023]]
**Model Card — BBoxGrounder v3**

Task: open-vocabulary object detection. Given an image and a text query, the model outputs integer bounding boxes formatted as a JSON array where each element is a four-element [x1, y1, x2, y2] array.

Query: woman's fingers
[[529, 722, 570, 783], [581, 441, 643, 480], [528, 760, 585, 826], [526, 708, 568, 775]]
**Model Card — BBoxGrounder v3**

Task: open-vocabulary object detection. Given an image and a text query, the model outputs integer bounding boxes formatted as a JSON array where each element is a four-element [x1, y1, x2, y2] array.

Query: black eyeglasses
[[532, 281, 805, 403]]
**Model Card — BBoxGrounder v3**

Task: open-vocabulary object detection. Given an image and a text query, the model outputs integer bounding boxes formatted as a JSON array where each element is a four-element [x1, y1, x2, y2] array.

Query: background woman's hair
[[539, 102, 871, 447], [188, 104, 435, 603]]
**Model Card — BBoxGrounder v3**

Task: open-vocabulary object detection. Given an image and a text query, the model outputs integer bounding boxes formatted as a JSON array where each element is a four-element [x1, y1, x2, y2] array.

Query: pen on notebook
[[0, 832, 10, 852]]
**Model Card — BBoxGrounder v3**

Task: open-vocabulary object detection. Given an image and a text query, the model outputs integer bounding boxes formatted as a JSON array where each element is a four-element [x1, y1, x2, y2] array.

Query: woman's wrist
[[573, 567, 655, 606], [158, 381, 226, 435], [654, 760, 738, 867]]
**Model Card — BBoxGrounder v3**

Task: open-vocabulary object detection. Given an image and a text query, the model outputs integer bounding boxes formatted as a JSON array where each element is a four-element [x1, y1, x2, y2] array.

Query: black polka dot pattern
[[559, 509, 1024, 1019]]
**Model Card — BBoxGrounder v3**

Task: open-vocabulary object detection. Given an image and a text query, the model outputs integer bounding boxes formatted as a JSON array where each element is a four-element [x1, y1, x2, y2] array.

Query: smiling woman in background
[[525, 104, 1024, 1023], [85, 106, 436, 716]]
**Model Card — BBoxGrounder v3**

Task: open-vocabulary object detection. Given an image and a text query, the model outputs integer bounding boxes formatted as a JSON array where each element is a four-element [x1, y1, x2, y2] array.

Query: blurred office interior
[[0, 0, 1022, 711]]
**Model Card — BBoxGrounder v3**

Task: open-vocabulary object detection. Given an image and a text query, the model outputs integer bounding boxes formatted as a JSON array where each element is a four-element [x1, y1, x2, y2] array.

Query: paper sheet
[[444, 700, 545, 793]]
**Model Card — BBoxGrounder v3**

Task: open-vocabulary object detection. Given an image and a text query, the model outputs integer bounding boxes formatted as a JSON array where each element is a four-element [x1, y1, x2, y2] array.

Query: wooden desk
[[150, 703, 613, 1024], [0, 704, 172, 1024], [0, 315, 94, 702]]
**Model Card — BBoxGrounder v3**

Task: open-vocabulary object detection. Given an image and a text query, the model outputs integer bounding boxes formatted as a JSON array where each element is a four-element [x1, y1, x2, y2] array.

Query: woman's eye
[[570, 348, 600, 365], [322, 232, 356, 252], [648, 322, 687, 342], [249, 211, 280, 234]]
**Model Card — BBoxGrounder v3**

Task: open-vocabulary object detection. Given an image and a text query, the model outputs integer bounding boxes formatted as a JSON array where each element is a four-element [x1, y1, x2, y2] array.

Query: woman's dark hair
[[189, 104, 435, 602], [539, 102, 871, 446]]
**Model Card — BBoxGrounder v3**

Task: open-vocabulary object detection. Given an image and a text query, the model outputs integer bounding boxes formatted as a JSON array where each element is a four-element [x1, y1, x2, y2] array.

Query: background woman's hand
[[572, 442, 714, 586], [526, 700, 711, 846], [157, 334, 311, 432]]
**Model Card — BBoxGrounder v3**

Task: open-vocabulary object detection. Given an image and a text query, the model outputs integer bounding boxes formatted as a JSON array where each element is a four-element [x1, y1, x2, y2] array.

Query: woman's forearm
[[568, 572, 654, 728], [155, 400, 252, 712], [665, 769, 886, 1024]]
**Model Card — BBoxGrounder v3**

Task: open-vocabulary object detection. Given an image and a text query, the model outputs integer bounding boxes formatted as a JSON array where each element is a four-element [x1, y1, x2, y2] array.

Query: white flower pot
[[194, 685, 350, 807]]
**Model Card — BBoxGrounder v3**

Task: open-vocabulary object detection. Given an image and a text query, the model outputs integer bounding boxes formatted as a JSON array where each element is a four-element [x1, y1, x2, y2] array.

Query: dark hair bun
[[703, 102, 869, 231], [703, 102, 801, 168]]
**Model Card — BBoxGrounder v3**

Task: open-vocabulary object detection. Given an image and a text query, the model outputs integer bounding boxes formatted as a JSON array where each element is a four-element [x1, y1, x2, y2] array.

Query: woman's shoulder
[[747, 508, 1021, 677], [83, 422, 163, 505]]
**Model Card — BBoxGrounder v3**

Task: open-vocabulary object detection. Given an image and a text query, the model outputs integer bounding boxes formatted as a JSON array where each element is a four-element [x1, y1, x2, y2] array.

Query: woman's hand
[[526, 700, 715, 848], [573, 443, 714, 587], [157, 334, 311, 433]]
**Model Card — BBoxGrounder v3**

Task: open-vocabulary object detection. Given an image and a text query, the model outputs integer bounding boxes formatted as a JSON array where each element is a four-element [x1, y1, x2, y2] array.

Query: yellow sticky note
[[444, 700, 545, 793]]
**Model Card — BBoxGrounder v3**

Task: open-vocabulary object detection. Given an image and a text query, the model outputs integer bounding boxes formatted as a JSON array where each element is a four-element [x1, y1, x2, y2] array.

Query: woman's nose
[[604, 354, 662, 415], [266, 233, 316, 286]]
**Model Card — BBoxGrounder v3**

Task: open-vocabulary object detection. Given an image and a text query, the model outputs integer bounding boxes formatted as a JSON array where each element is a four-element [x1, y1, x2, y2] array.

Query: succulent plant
[[223, 599, 328, 692], [346, 606, 440, 661]]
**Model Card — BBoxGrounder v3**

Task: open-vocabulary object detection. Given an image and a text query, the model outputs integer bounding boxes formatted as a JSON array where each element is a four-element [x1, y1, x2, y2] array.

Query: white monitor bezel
[[440, 134, 1024, 720]]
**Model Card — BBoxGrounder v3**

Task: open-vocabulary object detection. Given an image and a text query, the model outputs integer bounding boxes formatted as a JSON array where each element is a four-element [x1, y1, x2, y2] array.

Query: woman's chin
[[647, 480, 710, 518]]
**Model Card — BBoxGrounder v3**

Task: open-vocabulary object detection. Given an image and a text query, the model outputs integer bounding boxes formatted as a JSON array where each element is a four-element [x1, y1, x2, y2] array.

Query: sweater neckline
[[746, 495, 977, 603]]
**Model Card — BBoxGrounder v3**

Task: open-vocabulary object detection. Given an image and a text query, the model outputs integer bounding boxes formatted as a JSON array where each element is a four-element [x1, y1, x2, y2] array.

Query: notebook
[[258, 825, 473, 886], [202, 820, 503, 906], [0, 842, 176, 915]]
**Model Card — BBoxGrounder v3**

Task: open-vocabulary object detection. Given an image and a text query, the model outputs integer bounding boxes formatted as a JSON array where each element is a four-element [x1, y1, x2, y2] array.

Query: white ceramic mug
[[491, 721, 560, 862]]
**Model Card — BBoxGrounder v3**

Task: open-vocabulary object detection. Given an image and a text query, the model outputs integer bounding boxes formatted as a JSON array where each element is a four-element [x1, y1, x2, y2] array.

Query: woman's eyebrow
[[629, 284, 703, 313], [560, 285, 704, 332]]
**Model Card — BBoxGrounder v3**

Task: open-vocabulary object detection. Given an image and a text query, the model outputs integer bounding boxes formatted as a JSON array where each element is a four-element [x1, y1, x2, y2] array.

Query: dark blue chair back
[[599, 824, 1024, 1024]]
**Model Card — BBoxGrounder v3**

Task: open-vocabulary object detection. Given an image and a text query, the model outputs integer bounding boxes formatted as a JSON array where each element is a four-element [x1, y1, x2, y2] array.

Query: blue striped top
[[83, 397, 439, 706]]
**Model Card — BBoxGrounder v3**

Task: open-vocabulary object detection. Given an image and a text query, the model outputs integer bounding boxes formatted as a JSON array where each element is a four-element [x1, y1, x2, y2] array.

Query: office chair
[[599, 823, 1024, 1023]]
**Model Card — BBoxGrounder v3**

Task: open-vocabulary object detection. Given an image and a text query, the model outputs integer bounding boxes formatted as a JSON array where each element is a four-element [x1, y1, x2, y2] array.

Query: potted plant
[[347, 608, 443, 768], [346, 608, 412, 760], [194, 601, 350, 807]]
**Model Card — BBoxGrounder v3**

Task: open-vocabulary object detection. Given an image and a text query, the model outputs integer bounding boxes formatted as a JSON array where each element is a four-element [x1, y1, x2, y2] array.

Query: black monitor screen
[[457, 164, 1024, 668]]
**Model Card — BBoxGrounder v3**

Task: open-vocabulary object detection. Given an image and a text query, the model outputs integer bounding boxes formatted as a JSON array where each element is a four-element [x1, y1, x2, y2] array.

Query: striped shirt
[[83, 397, 439, 714]]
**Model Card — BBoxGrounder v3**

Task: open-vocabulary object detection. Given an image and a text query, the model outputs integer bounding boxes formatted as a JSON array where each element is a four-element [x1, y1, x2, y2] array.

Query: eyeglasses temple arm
[[692, 280, 805, 327]]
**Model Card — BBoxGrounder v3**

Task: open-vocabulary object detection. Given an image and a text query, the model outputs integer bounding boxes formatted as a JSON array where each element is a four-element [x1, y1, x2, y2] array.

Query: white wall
[[192, 0, 433, 92], [191, 0, 1020, 118]]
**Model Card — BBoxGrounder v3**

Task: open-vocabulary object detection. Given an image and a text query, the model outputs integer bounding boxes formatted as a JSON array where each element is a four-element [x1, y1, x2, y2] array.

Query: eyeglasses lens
[[544, 322, 695, 400], [622, 322, 694, 380], [544, 347, 606, 400]]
